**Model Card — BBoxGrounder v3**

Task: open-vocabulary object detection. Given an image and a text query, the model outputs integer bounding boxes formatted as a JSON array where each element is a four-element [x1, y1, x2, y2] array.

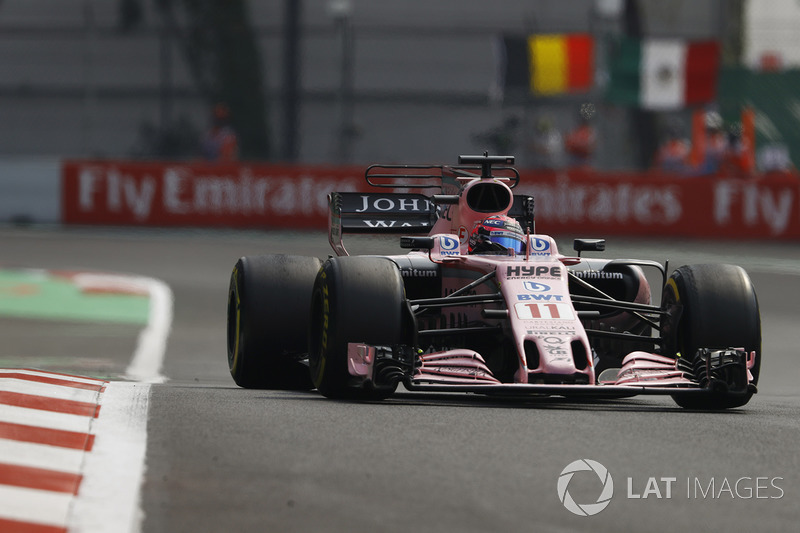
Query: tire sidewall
[[227, 261, 245, 377], [662, 264, 761, 382], [227, 254, 321, 389], [661, 264, 761, 409], [309, 256, 407, 399], [309, 259, 343, 394]]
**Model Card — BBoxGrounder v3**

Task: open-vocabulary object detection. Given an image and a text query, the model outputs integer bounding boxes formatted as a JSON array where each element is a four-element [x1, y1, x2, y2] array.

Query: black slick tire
[[661, 264, 761, 409], [308, 256, 409, 400], [227, 254, 321, 389]]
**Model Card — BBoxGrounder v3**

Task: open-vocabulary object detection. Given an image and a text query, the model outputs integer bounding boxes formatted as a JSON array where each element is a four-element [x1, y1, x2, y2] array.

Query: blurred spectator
[[202, 103, 239, 161], [529, 116, 564, 169], [694, 111, 727, 175], [721, 126, 756, 177], [564, 110, 596, 168], [472, 115, 520, 156], [129, 115, 200, 159], [653, 120, 691, 173], [757, 142, 795, 173]]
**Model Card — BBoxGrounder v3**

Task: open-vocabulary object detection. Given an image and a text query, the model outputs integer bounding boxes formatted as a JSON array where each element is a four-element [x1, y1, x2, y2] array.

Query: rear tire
[[661, 264, 761, 409], [227, 254, 321, 389], [308, 256, 410, 400]]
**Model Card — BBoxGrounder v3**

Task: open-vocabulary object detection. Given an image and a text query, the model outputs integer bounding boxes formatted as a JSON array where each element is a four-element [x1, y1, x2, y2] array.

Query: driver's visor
[[490, 235, 524, 253]]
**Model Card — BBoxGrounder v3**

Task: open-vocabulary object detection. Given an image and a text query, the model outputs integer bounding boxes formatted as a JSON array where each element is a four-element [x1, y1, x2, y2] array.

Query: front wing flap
[[346, 343, 756, 399]]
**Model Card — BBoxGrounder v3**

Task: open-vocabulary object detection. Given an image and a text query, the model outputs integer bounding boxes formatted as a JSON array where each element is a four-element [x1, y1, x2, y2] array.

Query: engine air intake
[[466, 182, 512, 213]]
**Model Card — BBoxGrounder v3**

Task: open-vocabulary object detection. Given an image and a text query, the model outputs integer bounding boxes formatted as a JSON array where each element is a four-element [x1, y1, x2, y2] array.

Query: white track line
[[69, 381, 151, 533], [0, 272, 173, 533], [72, 273, 174, 384], [69, 273, 173, 533], [125, 277, 173, 383]]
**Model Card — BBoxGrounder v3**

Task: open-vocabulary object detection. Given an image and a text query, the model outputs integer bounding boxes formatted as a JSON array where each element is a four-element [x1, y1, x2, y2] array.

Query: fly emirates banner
[[62, 160, 800, 240]]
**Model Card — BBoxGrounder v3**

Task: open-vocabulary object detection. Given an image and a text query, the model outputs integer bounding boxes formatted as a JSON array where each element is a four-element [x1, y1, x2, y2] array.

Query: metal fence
[[0, 0, 742, 170]]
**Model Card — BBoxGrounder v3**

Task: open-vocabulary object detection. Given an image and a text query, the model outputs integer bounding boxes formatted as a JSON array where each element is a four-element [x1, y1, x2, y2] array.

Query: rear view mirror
[[573, 238, 606, 256]]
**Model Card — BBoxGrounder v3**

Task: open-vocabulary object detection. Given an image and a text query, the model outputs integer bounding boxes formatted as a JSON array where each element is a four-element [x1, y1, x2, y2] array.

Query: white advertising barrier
[[0, 158, 61, 223]]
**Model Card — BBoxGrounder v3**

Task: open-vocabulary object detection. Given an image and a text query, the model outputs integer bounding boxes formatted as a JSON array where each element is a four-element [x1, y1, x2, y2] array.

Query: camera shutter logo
[[557, 459, 614, 516]]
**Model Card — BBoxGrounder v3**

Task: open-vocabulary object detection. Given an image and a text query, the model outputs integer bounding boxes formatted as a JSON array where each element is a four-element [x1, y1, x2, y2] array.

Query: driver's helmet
[[468, 215, 526, 254]]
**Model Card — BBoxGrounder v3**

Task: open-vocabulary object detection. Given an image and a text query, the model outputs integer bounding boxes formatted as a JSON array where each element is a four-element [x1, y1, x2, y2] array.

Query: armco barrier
[[61, 160, 800, 240], [0, 157, 61, 223]]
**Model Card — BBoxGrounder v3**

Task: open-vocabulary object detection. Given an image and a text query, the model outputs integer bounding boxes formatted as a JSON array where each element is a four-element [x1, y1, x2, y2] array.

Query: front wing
[[347, 343, 758, 400]]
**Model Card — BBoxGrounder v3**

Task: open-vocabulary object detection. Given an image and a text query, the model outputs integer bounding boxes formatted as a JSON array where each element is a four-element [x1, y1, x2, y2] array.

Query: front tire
[[308, 256, 411, 399], [661, 264, 761, 409], [227, 254, 321, 389]]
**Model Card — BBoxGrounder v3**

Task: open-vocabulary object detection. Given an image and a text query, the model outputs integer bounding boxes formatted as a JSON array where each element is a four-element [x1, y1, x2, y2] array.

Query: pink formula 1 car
[[227, 155, 761, 409]]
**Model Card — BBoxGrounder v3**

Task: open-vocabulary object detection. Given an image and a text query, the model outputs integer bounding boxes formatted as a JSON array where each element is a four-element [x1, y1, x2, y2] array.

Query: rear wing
[[328, 191, 535, 256], [329, 155, 531, 256], [328, 192, 437, 256], [364, 159, 520, 191]]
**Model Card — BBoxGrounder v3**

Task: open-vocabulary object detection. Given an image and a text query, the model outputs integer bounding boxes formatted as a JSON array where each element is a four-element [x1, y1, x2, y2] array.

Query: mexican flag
[[607, 37, 720, 110]]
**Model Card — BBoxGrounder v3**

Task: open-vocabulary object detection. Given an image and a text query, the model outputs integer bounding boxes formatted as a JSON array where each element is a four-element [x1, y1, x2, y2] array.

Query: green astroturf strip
[[0, 270, 149, 325]]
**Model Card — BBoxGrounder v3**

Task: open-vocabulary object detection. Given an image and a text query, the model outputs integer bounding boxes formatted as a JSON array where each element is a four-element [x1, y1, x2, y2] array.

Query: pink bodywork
[[338, 173, 756, 395], [345, 233, 595, 388], [614, 350, 757, 387]]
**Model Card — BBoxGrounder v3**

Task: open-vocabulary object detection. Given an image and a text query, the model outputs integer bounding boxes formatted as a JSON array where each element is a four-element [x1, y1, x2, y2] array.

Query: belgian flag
[[500, 33, 594, 96]]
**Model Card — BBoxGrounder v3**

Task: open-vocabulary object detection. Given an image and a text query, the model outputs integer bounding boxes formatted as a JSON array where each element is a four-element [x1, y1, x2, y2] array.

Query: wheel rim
[[308, 284, 326, 388], [226, 272, 241, 370]]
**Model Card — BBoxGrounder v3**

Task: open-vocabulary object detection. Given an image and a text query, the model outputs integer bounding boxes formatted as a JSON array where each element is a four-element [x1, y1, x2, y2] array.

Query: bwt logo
[[557, 459, 614, 517], [523, 282, 550, 292], [530, 237, 551, 253], [439, 236, 459, 251]]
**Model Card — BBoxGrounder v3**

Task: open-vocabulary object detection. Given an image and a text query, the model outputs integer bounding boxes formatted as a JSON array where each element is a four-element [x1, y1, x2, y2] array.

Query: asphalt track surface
[[1, 225, 799, 532]]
